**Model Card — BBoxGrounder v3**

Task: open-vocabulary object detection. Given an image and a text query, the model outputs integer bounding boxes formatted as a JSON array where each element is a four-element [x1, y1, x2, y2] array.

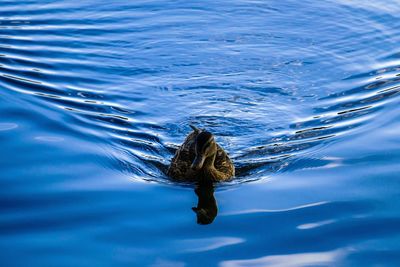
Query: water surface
[[1, 0, 400, 266]]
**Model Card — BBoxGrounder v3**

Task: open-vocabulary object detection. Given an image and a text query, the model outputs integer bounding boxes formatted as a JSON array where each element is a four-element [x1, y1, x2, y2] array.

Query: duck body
[[167, 126, 234, 182]]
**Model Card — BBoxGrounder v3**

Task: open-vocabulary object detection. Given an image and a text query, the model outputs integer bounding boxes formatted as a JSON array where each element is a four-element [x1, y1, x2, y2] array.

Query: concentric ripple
[[1, 0, 400, 185]]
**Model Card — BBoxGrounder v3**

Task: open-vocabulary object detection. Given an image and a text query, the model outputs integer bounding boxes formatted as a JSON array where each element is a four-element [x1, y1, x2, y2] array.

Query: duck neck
[[202, 152, 217, 176], [203, 153, 216, 171]]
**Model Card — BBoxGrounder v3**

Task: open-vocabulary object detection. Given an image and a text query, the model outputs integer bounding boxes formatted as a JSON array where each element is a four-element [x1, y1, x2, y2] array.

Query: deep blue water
[[1, 0, 400, 266]]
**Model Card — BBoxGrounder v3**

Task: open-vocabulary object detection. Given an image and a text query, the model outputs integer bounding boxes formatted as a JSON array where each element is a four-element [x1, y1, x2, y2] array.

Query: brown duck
[[167, 125, 235, 182]]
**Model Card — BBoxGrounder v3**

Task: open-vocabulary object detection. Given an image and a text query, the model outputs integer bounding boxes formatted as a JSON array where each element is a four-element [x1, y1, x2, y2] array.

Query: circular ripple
[[0, 0, 399, 185]]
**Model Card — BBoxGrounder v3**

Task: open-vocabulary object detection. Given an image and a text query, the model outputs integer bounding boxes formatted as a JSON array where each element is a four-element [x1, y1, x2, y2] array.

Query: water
[[1, 0, 400, 266]]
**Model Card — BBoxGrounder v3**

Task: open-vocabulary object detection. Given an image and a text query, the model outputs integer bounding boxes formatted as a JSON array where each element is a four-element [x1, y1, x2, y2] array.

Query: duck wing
[[167, 130, 199, 181], [214, 144, 235, 178]]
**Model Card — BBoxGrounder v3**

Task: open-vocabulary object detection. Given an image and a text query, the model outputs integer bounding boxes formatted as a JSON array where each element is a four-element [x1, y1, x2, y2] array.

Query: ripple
[[233, 61, 400, 179], [220, 249, 345, 267], [0, 122, 18, 131], [179, 237, 244, 253], [34, 136, 64, 142], [223, 201, 329, 216], [1, 0, 399, 186], [297, 219, 336, 230], [2, 49, 399, 184]]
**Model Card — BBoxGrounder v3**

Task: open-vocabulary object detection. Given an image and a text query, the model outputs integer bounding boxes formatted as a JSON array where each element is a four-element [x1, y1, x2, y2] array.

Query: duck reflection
[[192, 180, 218, 225]]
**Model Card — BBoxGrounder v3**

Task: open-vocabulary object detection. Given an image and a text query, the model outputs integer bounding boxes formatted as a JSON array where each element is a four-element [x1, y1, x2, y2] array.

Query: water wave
[[1, 1, 399, 186]]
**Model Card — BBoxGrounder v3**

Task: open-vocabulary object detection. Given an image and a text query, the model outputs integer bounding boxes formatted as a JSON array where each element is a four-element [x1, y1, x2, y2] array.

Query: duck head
[[191, 131, 217, 171]]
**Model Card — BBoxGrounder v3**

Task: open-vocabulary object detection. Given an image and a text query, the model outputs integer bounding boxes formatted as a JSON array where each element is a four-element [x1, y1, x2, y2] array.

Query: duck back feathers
[[167, 128, 234, 182]]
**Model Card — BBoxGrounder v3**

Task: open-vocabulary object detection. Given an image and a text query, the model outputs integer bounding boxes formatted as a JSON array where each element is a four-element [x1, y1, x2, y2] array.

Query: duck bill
[[191, 155, 205, 171]]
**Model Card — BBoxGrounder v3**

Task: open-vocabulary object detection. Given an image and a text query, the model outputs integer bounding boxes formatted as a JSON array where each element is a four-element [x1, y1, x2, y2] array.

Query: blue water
[[1, 0, 400, 266]]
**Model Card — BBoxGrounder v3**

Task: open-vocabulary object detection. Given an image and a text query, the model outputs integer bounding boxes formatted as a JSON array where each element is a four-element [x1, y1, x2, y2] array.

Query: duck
[[167, 125, 235, 182]]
